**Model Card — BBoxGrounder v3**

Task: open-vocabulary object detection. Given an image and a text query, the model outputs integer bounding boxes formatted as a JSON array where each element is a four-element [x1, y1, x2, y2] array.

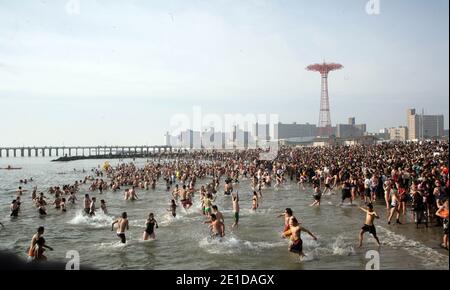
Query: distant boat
[[0, 165, 22, 170]]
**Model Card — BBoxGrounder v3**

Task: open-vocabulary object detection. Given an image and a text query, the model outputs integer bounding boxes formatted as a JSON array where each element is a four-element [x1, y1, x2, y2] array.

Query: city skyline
[[0, 0, 449, 146]]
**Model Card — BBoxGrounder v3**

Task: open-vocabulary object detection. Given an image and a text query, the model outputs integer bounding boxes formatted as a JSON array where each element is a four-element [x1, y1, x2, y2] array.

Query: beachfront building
[[335, 117, 367, 138], [407, 108, 445, 140], [273, 122, 318, 139], [388, 126, 409, 141]]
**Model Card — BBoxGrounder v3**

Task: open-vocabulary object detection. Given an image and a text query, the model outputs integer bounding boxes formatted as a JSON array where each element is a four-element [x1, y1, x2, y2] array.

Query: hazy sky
[[0, 0, 448, 146]]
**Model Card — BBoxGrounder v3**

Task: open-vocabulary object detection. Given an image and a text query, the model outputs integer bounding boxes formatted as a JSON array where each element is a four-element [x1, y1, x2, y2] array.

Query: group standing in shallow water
[[1, 140, 447, 265]]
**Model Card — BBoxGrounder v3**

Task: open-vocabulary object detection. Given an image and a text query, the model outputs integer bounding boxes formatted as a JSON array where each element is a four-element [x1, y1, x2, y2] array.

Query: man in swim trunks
[[180, 185, 192, 210], [288, 216, 317, 258], [212, 205, 224, 225], [209, 214, 225, 238], [112, 212, 129, 244], [358, 203, 381, 247], [28, 226, 53, 260]]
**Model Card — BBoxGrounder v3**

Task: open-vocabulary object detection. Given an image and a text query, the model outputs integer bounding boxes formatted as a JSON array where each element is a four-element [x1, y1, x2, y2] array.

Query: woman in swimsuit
[[143, 213, 159, 240]]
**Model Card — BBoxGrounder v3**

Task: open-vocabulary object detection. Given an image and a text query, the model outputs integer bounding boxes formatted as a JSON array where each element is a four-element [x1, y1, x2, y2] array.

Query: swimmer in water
[[358, 203, 381, 247], [112, 212, 129, 244], [143, 213, 159, 240], [288, 216, 317, 258], [212, 205, 224, 233], [208, 213, 225, 238], [16, 186, 27, 196]]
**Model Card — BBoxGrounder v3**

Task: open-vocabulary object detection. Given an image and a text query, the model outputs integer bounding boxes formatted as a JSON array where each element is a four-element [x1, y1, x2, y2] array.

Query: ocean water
[[0, 157, 448, 270]]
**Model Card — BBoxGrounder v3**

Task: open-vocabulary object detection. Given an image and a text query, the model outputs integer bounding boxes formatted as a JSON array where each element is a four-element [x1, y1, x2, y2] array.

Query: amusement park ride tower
[[306, 62, 343, 137]]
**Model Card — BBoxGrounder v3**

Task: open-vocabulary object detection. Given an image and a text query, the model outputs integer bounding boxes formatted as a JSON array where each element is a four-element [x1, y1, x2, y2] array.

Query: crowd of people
[[3, 140, 449, 263]]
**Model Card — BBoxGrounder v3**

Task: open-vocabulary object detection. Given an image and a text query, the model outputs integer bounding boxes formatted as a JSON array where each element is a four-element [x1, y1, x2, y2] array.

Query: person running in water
[[358, 203, 381, 247], [143, 213, 159, 240], [208, 213, 225, 238], [28, 226, 53, 261], [288, 216, 317, 258], [112, 212, 129, 244], [33, 237, 49, 262]]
